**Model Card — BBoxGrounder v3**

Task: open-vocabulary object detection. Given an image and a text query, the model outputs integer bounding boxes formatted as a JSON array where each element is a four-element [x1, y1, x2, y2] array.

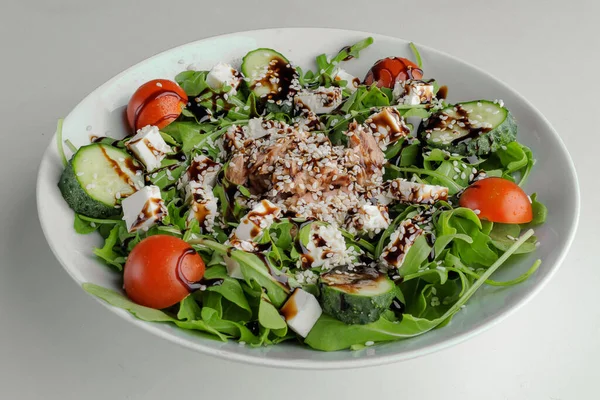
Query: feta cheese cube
[[247, 117, 270, 139], [230, 200, 281, 251], [302, 223, 350, 270], [126, 125, 172, 172], [280, 288, 322, 338], [387, 179, 448, 204], [121, 185, 166, 232], [179, 155, 222, 189], [380, 217, 424, 269], [294, 87, 343, 114], [393, 80, 435, 105], [365, 107, 410, 149], [206, 62, 242, 94], [333, 68, 360, 92], [185, 181, 219, 232], [346, 204, 390, 236], [224, 254, 244, 279]]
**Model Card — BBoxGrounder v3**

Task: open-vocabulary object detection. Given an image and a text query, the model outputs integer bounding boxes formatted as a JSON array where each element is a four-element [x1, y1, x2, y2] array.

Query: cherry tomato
[[364, 57, 423, 89], [126, 79, 188, 132], [123, 235, 205, 309], [459, 177, 533, 224]]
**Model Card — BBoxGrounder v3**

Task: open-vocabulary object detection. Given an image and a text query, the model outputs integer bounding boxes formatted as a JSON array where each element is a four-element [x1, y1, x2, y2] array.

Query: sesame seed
[[474, 209, 481, 215]]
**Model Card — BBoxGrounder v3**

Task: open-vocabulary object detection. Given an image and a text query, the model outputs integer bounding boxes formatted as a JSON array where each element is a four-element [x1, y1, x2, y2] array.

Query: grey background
[[0, 0, 597, 399]]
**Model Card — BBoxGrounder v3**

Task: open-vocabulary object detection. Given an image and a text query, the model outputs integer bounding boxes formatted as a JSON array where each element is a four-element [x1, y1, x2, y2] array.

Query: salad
[[56, 38, 547, 351]]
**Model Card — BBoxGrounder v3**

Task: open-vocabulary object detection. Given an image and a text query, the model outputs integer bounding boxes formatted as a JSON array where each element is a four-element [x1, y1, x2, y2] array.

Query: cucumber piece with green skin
[[320, 265, 396, 325], [241, 48, 299, 114], [420, 100, 517, 156], [58, 144, 144, 218]]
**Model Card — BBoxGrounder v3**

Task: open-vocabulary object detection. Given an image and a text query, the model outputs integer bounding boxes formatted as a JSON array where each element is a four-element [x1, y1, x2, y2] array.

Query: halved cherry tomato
[[123, 235, 205, 309], [126, 79, 188, 132], [364, 57, 423, 89], [459, 177, 533, 224]]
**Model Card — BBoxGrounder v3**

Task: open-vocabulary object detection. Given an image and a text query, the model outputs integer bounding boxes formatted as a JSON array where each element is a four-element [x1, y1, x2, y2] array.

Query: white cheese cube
[[179, 155, 221, 189], [393, 80, 435, 105], [294, 87, 343, 114], [230, 200, 281, 251], [333, 68, 360, 92], [206, 62, 242, 94], [126, 125, 172, 172], [224, 254, 244, 279], [303, 223, 349, 270], [280, 288, 322, 338], [185, 181, 219, 233], [380, 217, 424, 269], [121, 185, 166, 232], [347, 204, 390, 236], [365, 107, 410, 149], [247, 117, 270, 139], [387, 179, 448, 204]]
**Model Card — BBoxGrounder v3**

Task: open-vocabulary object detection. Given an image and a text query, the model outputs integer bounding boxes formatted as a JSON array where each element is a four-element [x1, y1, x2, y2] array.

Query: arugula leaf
[[92, 225, 125, 271], [203, 265, 252, 318], [160, 121, 205, 151], [397, 235, 431, 276], [409, 42, 423, 68], [192, 239, 290, 307], [74, 214, 98, 234], [527, 193, 548, 226], [435, 208, 498, 267], [398, 141, 421, 167], [489, 223, 537, 254], [200, 307, 262, 345], [175, 70, 209, 96], [433, 233, 473, 259], [178, 295, 203, 321], [83, 283, 175, 321], [258, 292, 287, 331], [305, 313, 441, 351]]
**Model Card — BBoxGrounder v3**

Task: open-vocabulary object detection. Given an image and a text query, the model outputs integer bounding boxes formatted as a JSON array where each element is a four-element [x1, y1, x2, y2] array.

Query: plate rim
[[36, 27, 581, 369]]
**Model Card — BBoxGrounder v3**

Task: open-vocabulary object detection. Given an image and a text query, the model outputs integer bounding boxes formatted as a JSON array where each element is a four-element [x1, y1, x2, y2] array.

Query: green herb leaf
[[175, 70, 209, 96], [409, 42, 423, 68], [73, 214, 99, 234], [258, 292, 287, 331], [92, 225, 124, 271]]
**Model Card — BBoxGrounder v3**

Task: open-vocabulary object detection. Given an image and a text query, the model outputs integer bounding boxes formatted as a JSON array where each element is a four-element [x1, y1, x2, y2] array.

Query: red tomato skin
[[459, 177, 533, 224], [126, 79, 188, 132], [123, 235, 205, 309], [364, 57, 423, 88]]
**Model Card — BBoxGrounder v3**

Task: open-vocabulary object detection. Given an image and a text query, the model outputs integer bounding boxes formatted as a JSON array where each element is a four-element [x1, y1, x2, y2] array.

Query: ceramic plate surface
[[36, 28, 579, 369]]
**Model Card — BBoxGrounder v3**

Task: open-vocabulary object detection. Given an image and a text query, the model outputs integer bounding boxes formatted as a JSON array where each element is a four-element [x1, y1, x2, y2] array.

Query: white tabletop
[[1, 0, 597, 398]]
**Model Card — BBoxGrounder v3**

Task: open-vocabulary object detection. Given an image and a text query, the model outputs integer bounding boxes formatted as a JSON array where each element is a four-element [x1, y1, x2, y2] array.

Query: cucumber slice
[[58, 143, 144, 218], [320, 265, 396, 325], [420, 100, 517, 156], [241, 48, 299, 113]]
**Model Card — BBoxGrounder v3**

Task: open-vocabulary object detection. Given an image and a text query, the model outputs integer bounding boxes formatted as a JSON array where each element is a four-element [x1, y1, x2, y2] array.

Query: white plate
[[36, 28, 580, 369]]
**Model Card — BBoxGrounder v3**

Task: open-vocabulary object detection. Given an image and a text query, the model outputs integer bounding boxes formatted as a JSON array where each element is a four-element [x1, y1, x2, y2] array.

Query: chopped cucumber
[[320, 265, 396, 325], [58, 144, 145, 218], [241, 48, 298, 113], [420, 100, 517, 156]]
